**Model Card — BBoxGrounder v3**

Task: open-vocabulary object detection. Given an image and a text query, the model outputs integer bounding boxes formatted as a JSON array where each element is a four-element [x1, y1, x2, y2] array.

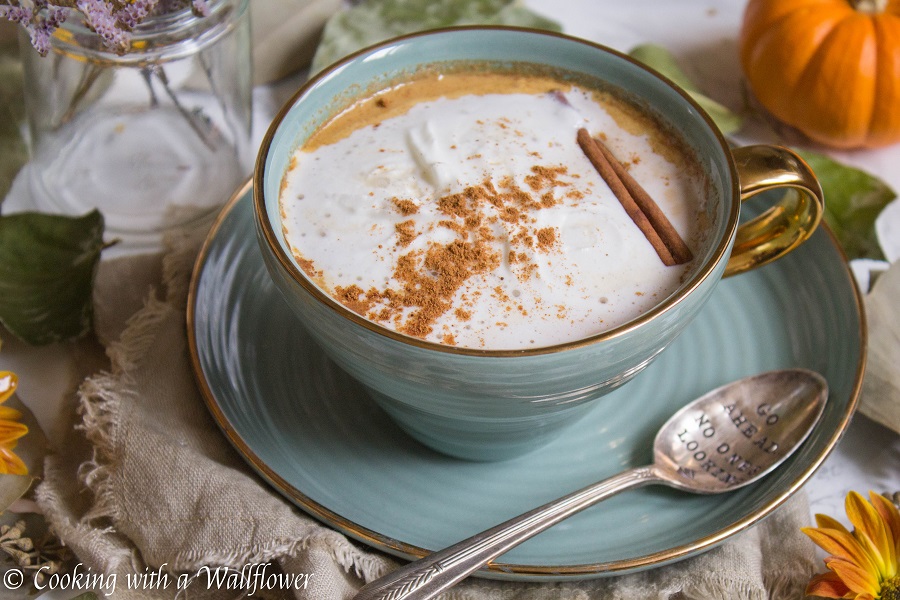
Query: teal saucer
[[188, 180, 864, 580]]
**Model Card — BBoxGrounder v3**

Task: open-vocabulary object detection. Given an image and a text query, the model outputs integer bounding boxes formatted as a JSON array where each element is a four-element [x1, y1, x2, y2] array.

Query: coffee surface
[[280, 69, 708, 349]]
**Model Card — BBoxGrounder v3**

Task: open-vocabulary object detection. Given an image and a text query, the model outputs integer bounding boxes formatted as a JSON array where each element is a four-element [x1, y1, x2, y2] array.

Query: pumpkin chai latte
[[279, 66, 711, 350]]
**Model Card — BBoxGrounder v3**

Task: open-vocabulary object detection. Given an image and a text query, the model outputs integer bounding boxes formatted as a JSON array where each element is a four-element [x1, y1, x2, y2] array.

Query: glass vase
[[18, 0, 252, 252]]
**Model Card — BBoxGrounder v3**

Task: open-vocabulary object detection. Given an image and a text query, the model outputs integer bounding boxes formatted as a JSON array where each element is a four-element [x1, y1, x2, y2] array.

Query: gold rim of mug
[[252, 25, 739, 357]]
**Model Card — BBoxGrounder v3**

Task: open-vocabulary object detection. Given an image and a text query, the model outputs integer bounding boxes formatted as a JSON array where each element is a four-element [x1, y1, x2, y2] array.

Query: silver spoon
[[354, 368, 828, 600]]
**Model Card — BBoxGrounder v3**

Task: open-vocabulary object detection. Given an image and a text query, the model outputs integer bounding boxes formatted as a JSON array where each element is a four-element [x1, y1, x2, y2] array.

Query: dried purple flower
[[117, 0, 157, 29], [3, 0, 213, 55], [1, 4, 34, 26], [76, 0, 129, 53], [1, 2, 73, 56], [31, 5, 67, 52], [29, 24, 51, 54], [191, 0, 208, 16]]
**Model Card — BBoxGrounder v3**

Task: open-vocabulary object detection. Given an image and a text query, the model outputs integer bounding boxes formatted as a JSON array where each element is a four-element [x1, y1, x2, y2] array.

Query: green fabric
[[310, 0, 561, 74]]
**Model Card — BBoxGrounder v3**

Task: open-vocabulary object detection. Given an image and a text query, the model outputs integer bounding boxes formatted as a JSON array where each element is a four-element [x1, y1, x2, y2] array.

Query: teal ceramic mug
[[254, 27, 823, 461]]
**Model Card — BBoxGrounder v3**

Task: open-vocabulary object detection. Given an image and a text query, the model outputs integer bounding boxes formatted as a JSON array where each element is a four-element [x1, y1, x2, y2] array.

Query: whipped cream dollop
[[280, 76, 707, 350]]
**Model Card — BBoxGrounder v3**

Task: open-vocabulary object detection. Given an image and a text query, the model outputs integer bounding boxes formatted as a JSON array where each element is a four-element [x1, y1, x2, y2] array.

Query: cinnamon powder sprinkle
[[438, 219, 467, 236], [536, 227, 558, 251], [311, 164, 576, 339], [395, 220, 417, 247], [540, 192, 558, 207], [334, 284, 376, 315], [390, 197, 419, 215], [516, 262, 539, 280], [525, 165, 569, 192], [296, 257, 321, 279], [511, 230, 535, 250], [437, 193, 470, 219]]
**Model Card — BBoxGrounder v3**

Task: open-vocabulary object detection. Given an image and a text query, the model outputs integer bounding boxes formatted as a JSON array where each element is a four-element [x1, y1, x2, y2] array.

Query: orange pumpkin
[[740, 0, 900, 149]]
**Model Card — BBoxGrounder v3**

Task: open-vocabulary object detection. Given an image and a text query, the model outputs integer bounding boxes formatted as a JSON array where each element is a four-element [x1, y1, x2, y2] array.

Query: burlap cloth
[[29, 221, 819, 600]]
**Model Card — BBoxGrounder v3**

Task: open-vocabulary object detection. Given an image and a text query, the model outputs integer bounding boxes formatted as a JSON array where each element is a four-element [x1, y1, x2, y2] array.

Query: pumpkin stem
[[852, 0, 888, 13]]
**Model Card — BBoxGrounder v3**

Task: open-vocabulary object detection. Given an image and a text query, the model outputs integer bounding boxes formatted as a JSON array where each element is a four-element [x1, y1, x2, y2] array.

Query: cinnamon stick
[[576, 128, 677, 266], [592, 135, 694, 265]]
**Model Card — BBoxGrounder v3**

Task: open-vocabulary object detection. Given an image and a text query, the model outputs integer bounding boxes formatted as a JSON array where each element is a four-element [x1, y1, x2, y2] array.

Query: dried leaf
[[861, 260, 900, 434], [875, 199, 900, 263]]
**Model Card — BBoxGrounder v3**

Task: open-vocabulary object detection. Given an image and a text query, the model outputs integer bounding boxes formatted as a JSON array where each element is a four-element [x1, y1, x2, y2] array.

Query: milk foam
[[280, 82, 705, 350]]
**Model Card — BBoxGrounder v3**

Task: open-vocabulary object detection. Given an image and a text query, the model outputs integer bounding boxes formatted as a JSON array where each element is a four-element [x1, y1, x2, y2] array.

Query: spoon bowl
[[354, 368, 828, 600], [652, 369, 828, 494]]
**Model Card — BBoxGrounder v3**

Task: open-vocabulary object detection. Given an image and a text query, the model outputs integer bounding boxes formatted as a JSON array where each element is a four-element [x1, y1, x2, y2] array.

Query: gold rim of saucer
[[252, 25, 740, 357], [187, 178, 867, 577]]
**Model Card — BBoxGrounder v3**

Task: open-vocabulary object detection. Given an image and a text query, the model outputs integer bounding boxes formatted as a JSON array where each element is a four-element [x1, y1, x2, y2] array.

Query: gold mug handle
[[725, 145, 824, 278]]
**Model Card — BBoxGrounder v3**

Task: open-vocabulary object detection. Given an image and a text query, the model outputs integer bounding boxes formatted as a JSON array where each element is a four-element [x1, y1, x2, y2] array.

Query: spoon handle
[[354, 465, 663, 600]]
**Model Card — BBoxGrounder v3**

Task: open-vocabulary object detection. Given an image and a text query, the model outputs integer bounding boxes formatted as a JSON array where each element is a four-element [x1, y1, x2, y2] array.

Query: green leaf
[[310, 0, 562, 74], [0, 34, 28, 202], [629, 44, 743, 136], [793, 150, 895, 261], [0, 211, 105, 345]]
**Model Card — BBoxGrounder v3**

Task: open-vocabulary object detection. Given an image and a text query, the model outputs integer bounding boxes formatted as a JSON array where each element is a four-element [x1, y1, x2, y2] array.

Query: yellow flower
[[803, 490, 900, 600], [0, 372, 28, 476]]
